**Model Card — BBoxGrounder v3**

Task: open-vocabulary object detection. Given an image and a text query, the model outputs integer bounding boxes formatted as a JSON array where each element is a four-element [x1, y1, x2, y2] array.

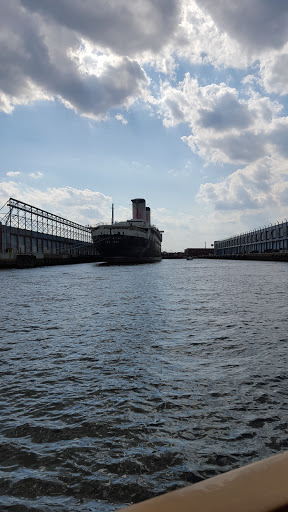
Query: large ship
[[91, 198, 163, 264]]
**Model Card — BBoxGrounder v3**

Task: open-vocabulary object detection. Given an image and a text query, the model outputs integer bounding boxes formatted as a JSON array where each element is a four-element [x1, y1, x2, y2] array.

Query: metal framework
[[1, 198, 92, 243]]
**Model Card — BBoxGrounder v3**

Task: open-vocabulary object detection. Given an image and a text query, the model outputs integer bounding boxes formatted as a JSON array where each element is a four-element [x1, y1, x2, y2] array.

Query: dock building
[[184, 247, 214, 258], [214, 220, 288, 257], [0, 198, 98, 267]]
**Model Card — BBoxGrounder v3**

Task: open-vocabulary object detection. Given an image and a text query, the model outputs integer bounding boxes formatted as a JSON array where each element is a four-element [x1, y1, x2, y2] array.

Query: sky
[[0, 1, 288, 251]]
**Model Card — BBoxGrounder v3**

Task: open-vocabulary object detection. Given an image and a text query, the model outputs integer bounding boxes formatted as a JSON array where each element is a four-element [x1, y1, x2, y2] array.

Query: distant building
[[214, 221, 288, 257], [184, 247, 214, 258], [162, 251, 184, 259]]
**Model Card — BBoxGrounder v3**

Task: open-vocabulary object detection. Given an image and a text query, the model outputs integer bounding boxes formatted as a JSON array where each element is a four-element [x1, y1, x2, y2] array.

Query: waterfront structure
[[0, 198, 97, 267], [214, 220, 288, 257], [184, 248, 214, 258]]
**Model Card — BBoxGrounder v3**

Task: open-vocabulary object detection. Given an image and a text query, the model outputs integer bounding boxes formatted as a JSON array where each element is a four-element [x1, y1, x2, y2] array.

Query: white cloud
[[116, 205, 131, 221], [175, 0, 252, 69], [0, 1, 151, 119], [6, 171, 21, 177], [0, 0, 287, 121], [156, 75, 288, 165], [197, 155, 288, 213], [0, 0, 260, 121], [28, 171, 43, 179], [152, 206, 220, 250], [0, 182, 112, 226], [115, 113, 128, 125]]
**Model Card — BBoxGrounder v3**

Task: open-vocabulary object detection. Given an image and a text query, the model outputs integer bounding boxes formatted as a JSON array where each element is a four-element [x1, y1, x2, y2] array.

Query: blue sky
[[1, 1, 288, 251]]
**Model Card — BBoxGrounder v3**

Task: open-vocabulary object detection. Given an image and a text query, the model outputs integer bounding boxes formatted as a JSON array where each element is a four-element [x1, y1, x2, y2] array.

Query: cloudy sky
[[1, 0, 288, 251]]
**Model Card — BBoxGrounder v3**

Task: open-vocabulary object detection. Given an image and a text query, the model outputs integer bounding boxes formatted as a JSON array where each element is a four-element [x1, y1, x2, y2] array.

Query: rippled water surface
[[1, 259, 288, 511]]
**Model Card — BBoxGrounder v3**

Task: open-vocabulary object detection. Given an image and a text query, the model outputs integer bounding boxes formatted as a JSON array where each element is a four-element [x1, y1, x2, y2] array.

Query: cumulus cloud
[[1, 0, 288, 120], [174, 0, 251, 69], [157, 75, 288, 165], [0, 0, 265, 121], [197, 156, 288, 212], [197, 93, 253, 131], [0, 182, 112, 225], [21, 0, 180, 55], [195, 0, 288, 52], [0, 1, 151, 118]]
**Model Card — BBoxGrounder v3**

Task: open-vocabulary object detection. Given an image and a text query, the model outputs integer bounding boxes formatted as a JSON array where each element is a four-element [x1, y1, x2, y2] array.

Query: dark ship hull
[[91, 199, 162, 264], [93, 230, 161, 264]]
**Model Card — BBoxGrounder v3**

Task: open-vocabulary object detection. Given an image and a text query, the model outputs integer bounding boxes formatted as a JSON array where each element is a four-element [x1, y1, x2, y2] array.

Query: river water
[[0, 259, 288, 511]]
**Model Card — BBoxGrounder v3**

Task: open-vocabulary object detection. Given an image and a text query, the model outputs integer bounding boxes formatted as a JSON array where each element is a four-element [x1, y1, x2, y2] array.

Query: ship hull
[[92, 228, 162, 264]]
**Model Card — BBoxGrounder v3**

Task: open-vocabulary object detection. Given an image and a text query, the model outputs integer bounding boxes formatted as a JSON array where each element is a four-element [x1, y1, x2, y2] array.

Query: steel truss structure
[[1, 198, 92, 243]]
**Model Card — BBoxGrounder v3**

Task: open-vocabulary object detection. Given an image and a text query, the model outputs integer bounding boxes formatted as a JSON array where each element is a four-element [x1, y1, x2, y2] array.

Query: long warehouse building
[[214, 220, 288, 257]]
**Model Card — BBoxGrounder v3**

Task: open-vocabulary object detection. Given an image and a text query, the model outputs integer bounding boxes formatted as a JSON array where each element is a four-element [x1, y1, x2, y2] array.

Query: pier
[[0, 198, 99, 268], [214, 220, 288, 260]]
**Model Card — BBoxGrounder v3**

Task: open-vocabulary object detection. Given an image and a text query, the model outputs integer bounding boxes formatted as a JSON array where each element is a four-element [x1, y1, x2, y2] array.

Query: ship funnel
[[132, 198, 146, 221], [146, 207, 150, 225]]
